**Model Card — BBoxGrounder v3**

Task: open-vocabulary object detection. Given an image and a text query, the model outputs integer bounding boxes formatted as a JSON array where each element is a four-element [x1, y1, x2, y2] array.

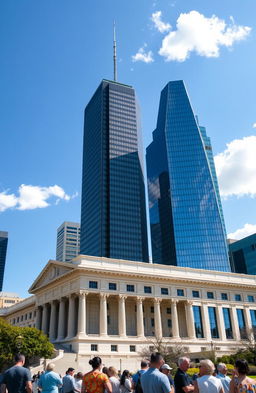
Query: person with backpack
[[132, 361, 149, 393]]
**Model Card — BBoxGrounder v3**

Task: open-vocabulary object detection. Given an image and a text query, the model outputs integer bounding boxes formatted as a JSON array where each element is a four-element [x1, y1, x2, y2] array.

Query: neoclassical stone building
[[2, 255, 256, 370]]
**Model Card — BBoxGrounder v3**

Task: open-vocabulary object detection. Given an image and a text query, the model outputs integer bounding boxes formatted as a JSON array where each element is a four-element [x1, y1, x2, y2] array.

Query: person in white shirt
[[74, 372, 83, 392], [108, 367, 120, 393], [194, 360, 224, 393]]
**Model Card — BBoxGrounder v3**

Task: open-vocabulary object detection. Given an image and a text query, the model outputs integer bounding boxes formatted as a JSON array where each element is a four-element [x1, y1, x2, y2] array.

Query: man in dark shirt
[[1, 353, 32, 393], [174, 357, 194, 393]]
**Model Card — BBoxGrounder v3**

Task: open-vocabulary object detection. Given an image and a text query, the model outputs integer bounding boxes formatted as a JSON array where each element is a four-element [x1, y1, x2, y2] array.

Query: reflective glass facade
[[80, 80, 149, 262], [208, 307, 219, 338], [229, 233, 256, 275], [0, 231, 8, 291], [223, 308, 233, 339], [146, 80, 230, 271], [236, 309, 247, 339], [193, 305, 204, 338]]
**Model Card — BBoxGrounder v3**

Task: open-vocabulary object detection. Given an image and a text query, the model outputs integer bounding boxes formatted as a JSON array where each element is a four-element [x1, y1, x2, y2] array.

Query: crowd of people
[[1, 352, 256, 393]]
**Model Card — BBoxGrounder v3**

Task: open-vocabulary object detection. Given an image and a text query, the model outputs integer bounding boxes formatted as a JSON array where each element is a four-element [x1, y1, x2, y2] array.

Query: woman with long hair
[[81, 357, 112, 393], [108, 367, 120, 393], [230, 359, 256, 393], [120, 370, 132, 393]]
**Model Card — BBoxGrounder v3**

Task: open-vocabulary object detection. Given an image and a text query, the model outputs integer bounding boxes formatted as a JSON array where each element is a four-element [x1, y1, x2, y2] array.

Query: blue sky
[[1, 0, 256, 297]]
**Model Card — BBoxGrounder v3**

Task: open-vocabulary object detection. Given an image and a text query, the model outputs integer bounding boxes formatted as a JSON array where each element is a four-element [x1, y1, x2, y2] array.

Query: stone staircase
[[30, 350, 79, 376]]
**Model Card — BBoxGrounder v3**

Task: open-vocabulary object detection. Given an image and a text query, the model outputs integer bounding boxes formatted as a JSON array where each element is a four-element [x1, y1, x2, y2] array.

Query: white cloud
[[252, 123, 256, 128], [151, 11, 171, 33], [132, 47, 154, 63], [214, 135, 256, 198], [228, 223, 256, 240], [0, 184, 76, 212], [0, 192, 18, 212], [159, 11, 251, 62]]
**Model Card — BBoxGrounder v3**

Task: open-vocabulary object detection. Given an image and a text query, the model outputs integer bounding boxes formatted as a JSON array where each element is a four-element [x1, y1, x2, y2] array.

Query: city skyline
[[1, 0, 256, 296]]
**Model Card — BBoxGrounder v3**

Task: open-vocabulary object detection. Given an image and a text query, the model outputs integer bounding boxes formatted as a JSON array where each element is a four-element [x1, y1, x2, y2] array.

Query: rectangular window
[[235, 294, 242, 301], [248, 295, 254, 303], [207, 292, 214, 299], [221, 293, 228, 300], [167, 319, 172, 328], [127, 284, 135, 292], [151, 318, 155, 327], [109, 283, 117, 290], [89, 281, 98, 289], [177, 289, 184, 296], [144, 286, 152, 294], [111, 345, 118, 352], [250, 310, 256, 339], [223, 308, 233, 339], [91, 344, 98, 351], [236, 309, 247, 339], [150, 306, 154, 313], [193, 306, 204, 338], [166, 307, 172, 314], [161, 288, 168, 295], [208, 307, 219, 339], [192, 290, 200, 298], [130, 345, 136, 352], [107, 315, 110, 325]]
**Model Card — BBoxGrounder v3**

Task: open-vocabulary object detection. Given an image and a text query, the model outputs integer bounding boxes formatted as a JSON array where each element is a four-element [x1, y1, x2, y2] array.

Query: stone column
[[77, 292, 87, 336], [154, 298, 163, 339], [41, 304, 48, 335], [100, 293, 108, 336], [35, 306, 42, 330], [49, 301, 57, 341], [67, 294, 76, 339], [57, 298, 66, 340], [244, 306, 254, 342], [216, 305, 226, 341], [136, 297, 144, 338], [118, 295, 127, 337], [201, 302, 211, 341], [231, 306, 240, 341], [185, 301, 196, 339], [171, 300, 180, 339]]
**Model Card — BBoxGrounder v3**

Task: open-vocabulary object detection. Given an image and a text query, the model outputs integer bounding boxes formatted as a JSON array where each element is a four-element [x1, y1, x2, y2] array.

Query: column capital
[[171, 299, 179, 305], [100, 293, 109, 300], [119, 294, 127, 301], [136, 296, 145, 304], [154, 298, 162, 304], [186, 300, 194, 306], [79, 290, 89, 297]]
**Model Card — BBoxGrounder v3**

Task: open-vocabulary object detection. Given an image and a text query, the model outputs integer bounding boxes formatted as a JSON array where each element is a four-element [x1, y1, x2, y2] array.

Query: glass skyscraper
[[80, 79, 149, 262], [0, 231, 8, 291], [146, 80, 230, 271]]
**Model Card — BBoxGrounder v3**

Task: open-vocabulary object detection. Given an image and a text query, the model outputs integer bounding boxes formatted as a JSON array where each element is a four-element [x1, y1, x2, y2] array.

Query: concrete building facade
[[2, 255, 256, 371]]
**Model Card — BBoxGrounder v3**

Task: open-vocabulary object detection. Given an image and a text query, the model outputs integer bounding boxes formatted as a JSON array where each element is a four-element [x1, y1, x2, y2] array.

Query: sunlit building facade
[[146, 80, 230, 271]]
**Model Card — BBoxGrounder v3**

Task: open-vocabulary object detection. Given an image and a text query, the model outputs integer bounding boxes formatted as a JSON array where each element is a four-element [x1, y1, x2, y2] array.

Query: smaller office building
[[56, 222, 80, 262], [229, 233, 256, 275]]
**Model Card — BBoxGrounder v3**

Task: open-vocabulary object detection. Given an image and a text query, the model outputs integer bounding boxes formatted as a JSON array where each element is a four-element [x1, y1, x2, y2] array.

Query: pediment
[[29, 260, 75, 293]]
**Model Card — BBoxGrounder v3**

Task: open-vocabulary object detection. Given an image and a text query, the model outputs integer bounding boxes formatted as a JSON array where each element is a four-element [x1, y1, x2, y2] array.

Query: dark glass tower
[[146, 80, 230, 271], [0, 231, 8, 291], [80, 80, 149, 262]]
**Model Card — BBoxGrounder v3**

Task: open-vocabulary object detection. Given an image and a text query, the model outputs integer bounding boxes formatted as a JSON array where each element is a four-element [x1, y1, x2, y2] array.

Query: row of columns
[[35, 293, 254, 342]]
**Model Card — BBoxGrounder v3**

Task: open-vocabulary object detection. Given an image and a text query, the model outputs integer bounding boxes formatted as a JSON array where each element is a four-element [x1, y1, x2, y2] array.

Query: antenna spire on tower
[[113, 21, 117, 82]]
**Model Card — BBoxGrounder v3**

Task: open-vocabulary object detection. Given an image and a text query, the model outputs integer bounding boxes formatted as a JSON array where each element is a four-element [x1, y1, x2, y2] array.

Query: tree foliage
[[0, 318, 54, 371]]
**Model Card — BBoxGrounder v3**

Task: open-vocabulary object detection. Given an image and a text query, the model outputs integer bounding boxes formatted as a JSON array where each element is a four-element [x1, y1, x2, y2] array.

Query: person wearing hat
[[160, 364, 174, 388], [62, 368, 80, 393]]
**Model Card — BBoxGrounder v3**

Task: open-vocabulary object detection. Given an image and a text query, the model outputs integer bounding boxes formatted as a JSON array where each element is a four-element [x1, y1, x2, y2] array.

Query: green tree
[[0, 318, 54, 371]]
